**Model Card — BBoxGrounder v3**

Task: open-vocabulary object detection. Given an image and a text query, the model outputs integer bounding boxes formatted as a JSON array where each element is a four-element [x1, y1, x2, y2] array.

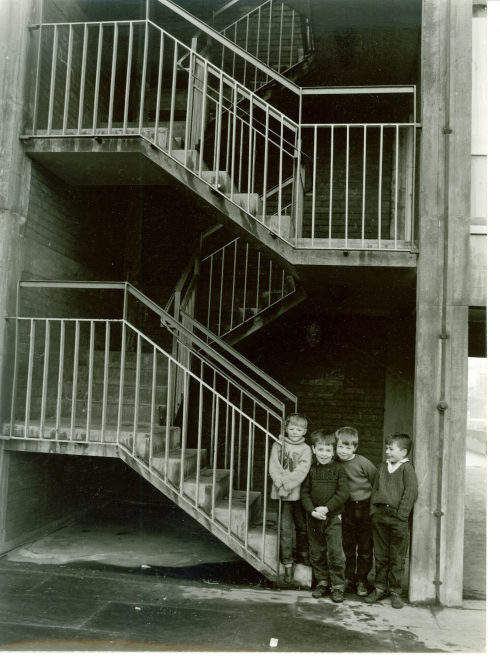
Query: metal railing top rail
[[17, 281, 296, 414], [154, 0, 301, 95]]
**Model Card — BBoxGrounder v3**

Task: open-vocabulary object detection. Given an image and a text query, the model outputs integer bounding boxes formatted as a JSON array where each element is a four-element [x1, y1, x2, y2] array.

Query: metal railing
[[7, 281, 290, 575], [200, 236, 297, 337], [24, 5, 417, 251], [217, 0, 312, 89]]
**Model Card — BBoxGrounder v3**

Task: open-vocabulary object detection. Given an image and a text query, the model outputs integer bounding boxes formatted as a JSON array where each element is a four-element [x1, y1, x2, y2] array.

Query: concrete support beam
[[410, 0, 471, 606], [0, 0, 40, 426]]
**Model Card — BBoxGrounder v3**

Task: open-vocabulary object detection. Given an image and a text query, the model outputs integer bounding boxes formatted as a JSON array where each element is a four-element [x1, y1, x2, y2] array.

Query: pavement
[[0, 499, 488, 654]]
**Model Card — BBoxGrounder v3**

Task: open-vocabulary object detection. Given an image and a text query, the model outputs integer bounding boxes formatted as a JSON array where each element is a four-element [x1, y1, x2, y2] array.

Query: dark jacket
[[301, 459, 350, 516]]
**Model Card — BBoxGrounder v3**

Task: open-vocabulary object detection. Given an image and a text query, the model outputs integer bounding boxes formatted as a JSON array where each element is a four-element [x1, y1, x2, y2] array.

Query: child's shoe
[[312, 581, 329, 598], [283, 564, 294, 584], [356, 581, 368, 597], [365, 587, 386, 604], [330, 587, 345, 603], [390, 592, 404, 609]]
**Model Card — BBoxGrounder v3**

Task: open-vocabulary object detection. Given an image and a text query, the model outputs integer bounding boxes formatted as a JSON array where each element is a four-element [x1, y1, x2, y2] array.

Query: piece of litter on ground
[[269, 638, 279, 648], [163, 597, 168, 600], [134, 606, 141, 611], [202, 579, 219, 584], [141, 564, 151, 569]]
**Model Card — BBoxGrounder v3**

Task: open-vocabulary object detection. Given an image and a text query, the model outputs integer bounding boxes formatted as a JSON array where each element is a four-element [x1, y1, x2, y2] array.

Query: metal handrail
[[17, 281, 295, 414]]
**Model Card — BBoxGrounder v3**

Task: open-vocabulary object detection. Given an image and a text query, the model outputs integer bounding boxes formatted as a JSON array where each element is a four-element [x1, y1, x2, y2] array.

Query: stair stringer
[[22, 136, 300, 275], [117, 445, 280, 582]]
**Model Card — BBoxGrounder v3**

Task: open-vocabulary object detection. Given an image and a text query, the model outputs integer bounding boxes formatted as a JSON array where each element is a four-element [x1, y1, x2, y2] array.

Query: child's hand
[[311, 510, 327, 520], [277, 485, 290, 497], [315, 506, 329, 516]]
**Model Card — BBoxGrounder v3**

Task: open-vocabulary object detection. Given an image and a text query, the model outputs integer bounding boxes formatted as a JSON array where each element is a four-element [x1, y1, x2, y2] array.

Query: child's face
[[313, 442, 335, 464], [286, 419, 307, 442], [336, 438, 356, 461], [385, 442, 407, 464]]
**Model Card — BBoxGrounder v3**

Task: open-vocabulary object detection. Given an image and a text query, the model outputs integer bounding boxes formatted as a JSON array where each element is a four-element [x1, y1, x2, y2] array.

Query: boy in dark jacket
[[301, 429, 350, 603]]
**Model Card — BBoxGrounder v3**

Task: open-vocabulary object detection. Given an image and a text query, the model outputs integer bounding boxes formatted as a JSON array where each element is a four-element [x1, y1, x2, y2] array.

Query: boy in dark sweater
[[366, 433, 418, 609], [335, 426, 377, 597], [301, 429, 350, 603]]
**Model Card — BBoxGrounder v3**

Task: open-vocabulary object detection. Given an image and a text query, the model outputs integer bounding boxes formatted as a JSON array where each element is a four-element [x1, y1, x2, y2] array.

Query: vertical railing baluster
[[278, 2, 284, 72], [215, 74, 224, 189], [32, 23, 43, 133], [101, 320, 110, 442], [231, 240, 237, 331], [154, 31, 164, 145], [198, 59, 208, 176], [184, 49, 194, 161], [211, 396, 220, 518], [149, 346, 157, 467], [70, 321, 80, 442], [247, 95, 253, 204], [238, 116, 244, 192], [290, 10, 295, 68], [261, 431, 270, 564], [133, 334, 142, 456], [312, 126, 318, 247], [345, 125, 350, 248], [86, 320, 95, 443], [278, 118, 283, 235], [224, 381, 230, 468], [108, 22, 118, 133], [266, 0, 272, 73], [254, 7, 261, 90], [210, 370, 216, 469], [230, 83, 237, 200], [47, 25, 58, 134], [62, 25, 73, 135], [237, 391, 243, 489], [228, 408, 236, 536], [195, 363, 204, 507], [207, 255, 213, 329], [168, 40, 178, 154], [255, 251, 261, 310], [262, 107, 269, 221], [218, 249, 225, 336], [242, 242, 249, 323], [138, 21, 149, 133], [378, 125, 384, 248], [180, 370, 189, 495], [116, 320, 127, 443], [123, 23, 133, 132], [164, 358, 173, 480], [24, 320, 35, 438], [394, 125, 400, 249], [244, 419, 253, 548], [362, 125, 367, 247], [243, 15, 249, 86], [77, 24, 88, 134], [92, 24, 103, 134], [55, 320, 65, 441], [39, 320, 50, 439], [329, 125, 334, 247]]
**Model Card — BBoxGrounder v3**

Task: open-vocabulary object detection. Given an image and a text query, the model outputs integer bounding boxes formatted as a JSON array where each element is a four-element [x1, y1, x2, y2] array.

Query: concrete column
[[410, 0, 471, 606], [0, 0, 41, 426]]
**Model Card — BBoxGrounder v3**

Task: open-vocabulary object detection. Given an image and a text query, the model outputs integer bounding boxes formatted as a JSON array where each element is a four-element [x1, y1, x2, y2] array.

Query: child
[[301, 429, 350, 602], [366, 432, 418, 608], [335, 426, 377, 597], [269, 413, 312, 582]]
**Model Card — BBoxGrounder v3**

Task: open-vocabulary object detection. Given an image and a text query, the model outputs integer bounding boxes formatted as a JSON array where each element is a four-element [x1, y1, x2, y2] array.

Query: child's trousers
[[307, 514, 345, 588], [342, 499, 373, 585], [280, 500, 308, 565], [371, 504, 409, 595]]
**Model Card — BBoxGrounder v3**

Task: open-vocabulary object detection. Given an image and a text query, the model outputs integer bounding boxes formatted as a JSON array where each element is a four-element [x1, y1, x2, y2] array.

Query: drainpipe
[[433, 0, 452, 606]]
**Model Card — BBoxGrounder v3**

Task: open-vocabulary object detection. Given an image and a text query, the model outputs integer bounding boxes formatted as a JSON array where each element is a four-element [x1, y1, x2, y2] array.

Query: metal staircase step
[[151, 448, 208, 486], [182, 467, 231, 510], [170, 149, 201, 170], [232, 193, 262, 215], [214, 489, 262, 539], [201, 171, 239, 194]]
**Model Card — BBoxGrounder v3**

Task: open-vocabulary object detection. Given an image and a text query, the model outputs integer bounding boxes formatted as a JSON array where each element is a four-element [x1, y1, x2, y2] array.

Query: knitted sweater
[[370, 461, 418, 521], [338, 454, 377, 502], [269, 439, 312, 501], [300, 459, 350, 516]]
